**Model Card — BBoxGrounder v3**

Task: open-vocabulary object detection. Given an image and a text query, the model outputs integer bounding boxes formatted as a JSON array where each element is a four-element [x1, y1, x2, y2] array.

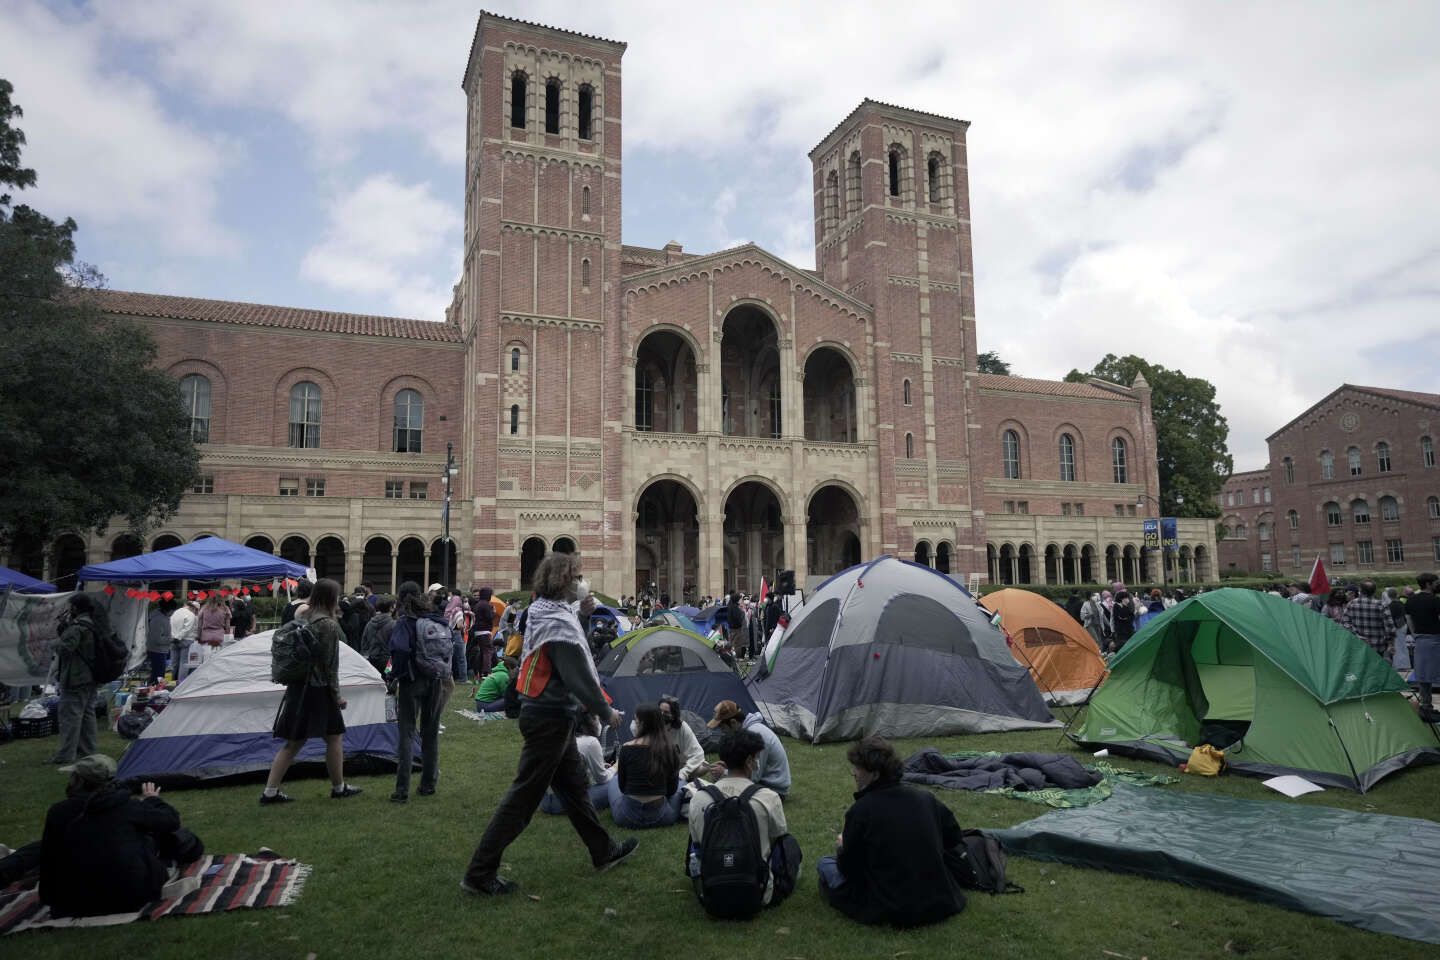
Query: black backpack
[[270, 619, 319, 685], [87, 622, 129, 685], [951, 828, 1023, 895], [696, 784, 768, 919]]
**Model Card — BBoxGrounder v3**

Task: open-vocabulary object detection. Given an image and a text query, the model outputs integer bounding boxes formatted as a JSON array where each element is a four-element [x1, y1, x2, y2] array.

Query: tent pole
[[1057, 671, 1110, 748], [1325, 711, 1365, 792]]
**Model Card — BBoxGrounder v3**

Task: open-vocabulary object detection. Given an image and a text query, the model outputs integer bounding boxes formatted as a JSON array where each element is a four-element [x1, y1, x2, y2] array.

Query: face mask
[[567, 577, 590, 604]]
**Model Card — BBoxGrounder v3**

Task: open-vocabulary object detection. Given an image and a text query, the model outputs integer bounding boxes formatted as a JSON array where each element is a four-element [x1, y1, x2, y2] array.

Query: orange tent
[[979, 589, 1107, 705]]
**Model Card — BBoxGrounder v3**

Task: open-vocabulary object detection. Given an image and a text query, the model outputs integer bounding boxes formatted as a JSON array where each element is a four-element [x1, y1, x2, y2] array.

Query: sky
[[3, 0, 1438, 470]]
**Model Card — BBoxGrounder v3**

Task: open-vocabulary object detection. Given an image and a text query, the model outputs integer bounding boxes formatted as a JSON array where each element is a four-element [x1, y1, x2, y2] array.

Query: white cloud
[[300, 174, 460, 319], [0, 1, 235, 256]]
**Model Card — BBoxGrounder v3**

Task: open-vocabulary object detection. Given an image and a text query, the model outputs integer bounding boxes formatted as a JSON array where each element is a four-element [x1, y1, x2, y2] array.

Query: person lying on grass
[[817, 736, 968, 928]]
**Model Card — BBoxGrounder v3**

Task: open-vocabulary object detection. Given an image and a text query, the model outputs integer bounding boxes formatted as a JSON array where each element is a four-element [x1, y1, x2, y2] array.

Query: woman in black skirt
[[260, 579, 362, 803]]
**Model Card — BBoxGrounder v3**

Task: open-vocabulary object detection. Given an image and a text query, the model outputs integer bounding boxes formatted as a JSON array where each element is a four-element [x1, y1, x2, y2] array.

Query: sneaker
[[596, 838, 639, 873], [417, 786, 436, 796], [389, 791, 408, 804], [259, 791, 294, 805], [460, 877, 518, 897], [330, 785, 363, 799]]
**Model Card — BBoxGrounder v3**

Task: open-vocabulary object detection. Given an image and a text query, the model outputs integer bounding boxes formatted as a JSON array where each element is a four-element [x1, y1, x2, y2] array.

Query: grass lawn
[[3, 708, 1438, 960]]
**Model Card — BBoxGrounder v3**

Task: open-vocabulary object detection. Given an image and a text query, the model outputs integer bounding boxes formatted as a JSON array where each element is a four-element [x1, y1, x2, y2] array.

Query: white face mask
[[567, 577, 590, 604]]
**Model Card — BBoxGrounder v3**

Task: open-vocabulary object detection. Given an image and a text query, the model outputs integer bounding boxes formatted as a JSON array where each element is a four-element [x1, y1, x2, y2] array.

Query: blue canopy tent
[[646, 609, 706, 636], [587, 604, 632, 637], [0, 564, 57, 593], [78, 537, 308, 583]]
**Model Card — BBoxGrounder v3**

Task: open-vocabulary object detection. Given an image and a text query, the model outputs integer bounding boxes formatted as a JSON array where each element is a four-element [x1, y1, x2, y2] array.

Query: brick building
[[5, 12, 1214, 598], [1219, 385, 1440, 578]]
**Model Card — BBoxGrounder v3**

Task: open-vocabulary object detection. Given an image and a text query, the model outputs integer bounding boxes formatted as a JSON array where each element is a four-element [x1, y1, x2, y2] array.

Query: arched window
[[581, 258, 591, 287], [905, 432, 914, 458], [635, 368, 653, 432], [1428, 495, 1440, 519], [902, 379, 911, 405], [288, 381, 321, 448], [581, 185, 591, 216], [179, 373, 211, 443], [393, 388, 423, 453], [1351, 499, 1370, 524], [1325, 501, 1342, 526], [577, 84, 594, 140], [1424, 436, 1436, 468], [509, 404, 520, 435], [847, 150, 862, 210], [1111, 437, 1128, 483], [1233, 523, 1246, 539], [1258, 522, 1270, 542], [824, 169, 839, 230], [1059, 433, 1076, 482], [1320, 450, 1335, 480], [887, 146, 902, 197], [1347, 446, 1362, 476], [927, 152, 942, 203], [1379, 495, 1400, 522], [1283, 456, 1294, 484], [1287, 509, 1299, 529], [1002, 430, 1021, 479], [1376, 441, 1391, 473], [544, 78, 561, 134], [510, 71, 527, 129], [510, 346, 522, 372]]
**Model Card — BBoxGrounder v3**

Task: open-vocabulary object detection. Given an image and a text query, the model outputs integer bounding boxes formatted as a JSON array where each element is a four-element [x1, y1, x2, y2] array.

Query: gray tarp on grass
[[991, 783, 1440, 945]]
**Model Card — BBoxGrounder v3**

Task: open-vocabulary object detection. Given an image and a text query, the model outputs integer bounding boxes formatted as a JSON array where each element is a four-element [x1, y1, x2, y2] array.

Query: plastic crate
[[11, 716, 57, 739]]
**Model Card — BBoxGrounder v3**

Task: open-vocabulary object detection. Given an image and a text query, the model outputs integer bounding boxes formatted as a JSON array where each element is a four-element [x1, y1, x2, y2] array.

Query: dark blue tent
[[0, 564, 57, 593], [597, 625, 755, 722], [78, 537, 308, 583]]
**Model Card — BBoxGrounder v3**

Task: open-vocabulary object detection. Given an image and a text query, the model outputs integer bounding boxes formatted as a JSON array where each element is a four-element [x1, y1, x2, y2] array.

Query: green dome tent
[[1077, 588, 1440, 792]]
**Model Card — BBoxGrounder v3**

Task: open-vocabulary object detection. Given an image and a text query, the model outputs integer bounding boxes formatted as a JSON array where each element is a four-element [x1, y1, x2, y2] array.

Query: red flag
[[102, 585, 115, 596], [759, 577, 768, 605], [1309, 555, 1330, 597], [162, 591, 174, 601]]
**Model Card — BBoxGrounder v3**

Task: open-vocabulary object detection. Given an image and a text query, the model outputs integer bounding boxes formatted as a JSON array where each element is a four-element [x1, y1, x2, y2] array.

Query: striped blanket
[[0, 850, 310, 936]]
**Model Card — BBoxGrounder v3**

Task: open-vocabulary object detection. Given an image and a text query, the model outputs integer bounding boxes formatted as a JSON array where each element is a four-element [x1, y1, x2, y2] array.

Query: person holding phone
[[461, 553, 639, 896]]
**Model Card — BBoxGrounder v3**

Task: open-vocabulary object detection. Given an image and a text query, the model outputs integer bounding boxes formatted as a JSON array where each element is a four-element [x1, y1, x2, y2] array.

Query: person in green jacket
[[475, 657, 513, 712], [49, 594, 110, 765]]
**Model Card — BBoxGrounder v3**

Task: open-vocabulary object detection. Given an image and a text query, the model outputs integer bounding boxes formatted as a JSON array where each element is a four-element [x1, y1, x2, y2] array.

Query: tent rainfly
[[747, 556, 1056, 743], [597, 625, 755, 721], [1077, 588, 1440, 791]]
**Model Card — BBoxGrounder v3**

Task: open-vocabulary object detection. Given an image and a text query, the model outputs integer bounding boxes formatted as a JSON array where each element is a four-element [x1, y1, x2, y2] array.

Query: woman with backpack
[[606, 703, 684, 828], [260, 578, 362, 804], [48, 593, 112, 765]]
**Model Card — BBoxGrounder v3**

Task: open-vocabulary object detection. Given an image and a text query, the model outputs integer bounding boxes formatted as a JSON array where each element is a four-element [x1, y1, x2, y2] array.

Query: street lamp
[[440, 441, 457, 588], [1136, 492, 1183, 585]]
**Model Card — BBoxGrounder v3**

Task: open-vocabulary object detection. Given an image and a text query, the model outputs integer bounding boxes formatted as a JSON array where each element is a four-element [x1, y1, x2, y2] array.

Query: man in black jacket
[[39, 754, 203, 917], [817, 737, 967, 927]]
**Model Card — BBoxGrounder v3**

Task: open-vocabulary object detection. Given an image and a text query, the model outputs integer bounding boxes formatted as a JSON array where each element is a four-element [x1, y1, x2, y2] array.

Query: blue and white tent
[[117, 630, 403, 785], [0, 564, 56, 594]]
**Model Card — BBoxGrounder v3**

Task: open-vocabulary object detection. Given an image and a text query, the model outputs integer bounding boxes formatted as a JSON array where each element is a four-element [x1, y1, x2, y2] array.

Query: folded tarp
[[904, 748, 1102, 792], [991, 783, 1440, 945]]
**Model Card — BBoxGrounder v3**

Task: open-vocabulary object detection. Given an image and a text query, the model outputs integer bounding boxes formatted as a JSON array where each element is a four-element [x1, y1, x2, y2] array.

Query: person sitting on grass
[[705, 699, 790, 797], [687, 728, 801, 917], [475, 656, 514, 712], [606, 703, 684, 828], [39, 754, 204, 917], [631, 695, 705, 783], [541, 711, 612, 814], [817, 736, 967, 928]]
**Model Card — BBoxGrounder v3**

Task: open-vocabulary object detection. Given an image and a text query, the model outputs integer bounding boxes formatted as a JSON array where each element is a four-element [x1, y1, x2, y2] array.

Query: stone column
[[666, 522, 684, 601], [746, 523, 763, 596], [701, 512, 723, 596]]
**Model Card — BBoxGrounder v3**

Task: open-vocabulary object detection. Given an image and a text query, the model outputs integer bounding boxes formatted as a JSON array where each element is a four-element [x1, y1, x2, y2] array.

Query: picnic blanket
[[0, 850, 309, 935], [904, 749, 1176, 808], [993, 784, 1440, 944]]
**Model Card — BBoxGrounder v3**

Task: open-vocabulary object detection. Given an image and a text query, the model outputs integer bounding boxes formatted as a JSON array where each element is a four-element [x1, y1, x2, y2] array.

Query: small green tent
[[1077, 589, 1440, 791]]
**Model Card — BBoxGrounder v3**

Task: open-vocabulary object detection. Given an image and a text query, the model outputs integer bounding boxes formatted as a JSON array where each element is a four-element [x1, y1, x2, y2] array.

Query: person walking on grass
[[461, 552, 638, 896], [389, 582, 448, 803], [259, 579, 361, 804], [48, 593, 109, 765]]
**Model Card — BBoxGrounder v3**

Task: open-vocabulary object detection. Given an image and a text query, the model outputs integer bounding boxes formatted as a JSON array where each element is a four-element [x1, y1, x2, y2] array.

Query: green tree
[[976, 350, 1011, 375], [1065, 353, 1230, 518], [0, 79, 200, 555]]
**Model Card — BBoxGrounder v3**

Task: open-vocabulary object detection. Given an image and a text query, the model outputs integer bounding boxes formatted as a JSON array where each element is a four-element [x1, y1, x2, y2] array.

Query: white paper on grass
[[1262, 774, 1324, 798], [1093, 749, 1109, 757]]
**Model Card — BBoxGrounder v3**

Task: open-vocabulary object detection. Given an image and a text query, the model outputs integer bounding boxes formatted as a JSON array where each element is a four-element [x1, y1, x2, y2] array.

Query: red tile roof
[[88, 290, 461, 343], [975, 373, 1132, 401]]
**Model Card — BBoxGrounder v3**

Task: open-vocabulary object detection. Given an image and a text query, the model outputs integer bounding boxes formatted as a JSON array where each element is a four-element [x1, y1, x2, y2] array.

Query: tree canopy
[[1064, 353, 1230, 518], [976, 351, 1011, 375], [0, 79, 200, 554]]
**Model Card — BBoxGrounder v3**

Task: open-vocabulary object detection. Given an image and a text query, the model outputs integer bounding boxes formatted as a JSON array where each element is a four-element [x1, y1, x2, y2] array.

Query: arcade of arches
[[986, 541, 1211, 586]]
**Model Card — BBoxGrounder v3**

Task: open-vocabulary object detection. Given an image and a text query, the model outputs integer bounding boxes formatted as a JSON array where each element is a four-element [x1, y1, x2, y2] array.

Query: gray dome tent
[[747, 556, 1056, 742]]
